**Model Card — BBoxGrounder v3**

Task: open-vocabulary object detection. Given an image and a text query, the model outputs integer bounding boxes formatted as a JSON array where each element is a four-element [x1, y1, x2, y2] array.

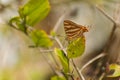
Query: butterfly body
[[64, 20, 88, 41]]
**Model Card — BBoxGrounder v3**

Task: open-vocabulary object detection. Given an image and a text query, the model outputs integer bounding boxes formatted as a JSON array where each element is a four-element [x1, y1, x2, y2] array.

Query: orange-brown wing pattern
[[64, 20, 86, 40]]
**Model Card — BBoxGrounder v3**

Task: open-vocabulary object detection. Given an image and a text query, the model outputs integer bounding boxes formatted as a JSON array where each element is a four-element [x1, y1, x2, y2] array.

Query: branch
[[54, 37, 67, 55], [95, 6, 117, 52], [49, 51, 60, 68], [95, 6, 116, 24], [80, 53, 106, 72], [71, 59, 85, 80], [39, 49, 57, 74], [54, 36, 85, 80], [53, 14, 65, 32]]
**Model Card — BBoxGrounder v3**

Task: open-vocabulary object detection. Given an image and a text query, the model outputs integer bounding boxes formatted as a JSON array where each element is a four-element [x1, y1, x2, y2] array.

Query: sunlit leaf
[[67, 36, 85, 58], [19, 0, 50, 26], [54, 48, 69, 73], [107, 64, 120, 77], [30, 30, 53, 48], [51, 76, 66, 80], [50, 30, 56, 37], [9, 17, 26, 33]]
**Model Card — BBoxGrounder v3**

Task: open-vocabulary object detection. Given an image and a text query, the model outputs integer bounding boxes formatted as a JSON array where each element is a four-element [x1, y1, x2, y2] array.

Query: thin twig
[[99, 72, 105, 80], [53, 14, 65, 32], [96, 6, 118, 52], [80, 53, 106, 72], [49, 51, 60, 68], [54, 37, 73, 79], [9, 23, 22, 31], [51, 0, 74, 6], [39, 47, 60, 70], [54, 36, 85, 80], [39, 49, 54, 52], [71, 59, 85, 80], [54, 36, 83, 80], [32, 47, 67, 53], [39, 49, 56, 74], [54, 37, 67, 55], [95, 6, 116, 24]]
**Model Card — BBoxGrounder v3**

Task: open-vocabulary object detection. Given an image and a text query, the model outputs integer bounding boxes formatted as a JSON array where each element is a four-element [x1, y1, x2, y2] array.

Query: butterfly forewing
[[64, 20, 84, 40]]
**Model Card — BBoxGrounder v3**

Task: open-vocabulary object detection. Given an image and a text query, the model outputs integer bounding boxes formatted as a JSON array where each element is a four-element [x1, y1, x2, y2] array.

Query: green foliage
[[19, 0, 50, 26], [54, 48, 69, 73], [50, 31, 56, 37], [51, 76, 66, 80], [107, 64, 120, 77], [9, 17, 26, 33], [67, 37, 85, 58], [30, 30, 53, 48], [9, 0, 52, 48], [9, 0, 50, 34]]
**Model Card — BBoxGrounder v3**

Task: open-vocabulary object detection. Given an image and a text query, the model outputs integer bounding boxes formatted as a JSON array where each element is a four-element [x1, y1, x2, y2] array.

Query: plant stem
[[54, 37, 67, 55], [96, 6, 116, 24], [95, 6, 117, 52], [80, 53, 106, 72], [50, 51, 60, 68], [54, 36, 85, 80], [71, 59, 85, 80], [39, 49, 56, 74], [54, 37, 75, 80]]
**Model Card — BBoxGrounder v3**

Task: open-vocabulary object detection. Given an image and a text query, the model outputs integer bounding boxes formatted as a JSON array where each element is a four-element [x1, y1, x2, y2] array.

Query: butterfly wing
[[64, 20, 83, 40]]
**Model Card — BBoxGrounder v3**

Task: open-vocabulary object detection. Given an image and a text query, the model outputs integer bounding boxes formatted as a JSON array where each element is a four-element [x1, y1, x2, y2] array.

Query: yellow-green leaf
[[67, 37, 85, 58], [30, 30, 53, 48], [54, 48, 69, 73], [107, 64, 120, 77], [19, 0, 50, 26], [50, 30, 56, 37], [51, 76, 66, 80], [9, 17, 26, 33]]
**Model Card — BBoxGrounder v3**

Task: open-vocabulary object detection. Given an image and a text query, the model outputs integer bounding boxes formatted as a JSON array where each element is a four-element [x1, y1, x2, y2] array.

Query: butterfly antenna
[[87, 24, 93, 31]]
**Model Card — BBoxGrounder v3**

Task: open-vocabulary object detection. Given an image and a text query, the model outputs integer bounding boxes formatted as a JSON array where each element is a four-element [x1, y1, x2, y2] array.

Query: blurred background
[[0, 0, 120, 80]]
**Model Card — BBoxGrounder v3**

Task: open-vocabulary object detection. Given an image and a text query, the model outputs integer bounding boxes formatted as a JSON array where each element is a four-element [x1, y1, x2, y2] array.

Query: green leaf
[[51, 76, 66, 80], [19, 0, 50, 26], [9, 17, 26, 32], [50, 30, 56, 37], [54, 48, 69, 73], [67, 36, 85, 58], [30, 30, 53, 48], [107, 64, 120, 77]]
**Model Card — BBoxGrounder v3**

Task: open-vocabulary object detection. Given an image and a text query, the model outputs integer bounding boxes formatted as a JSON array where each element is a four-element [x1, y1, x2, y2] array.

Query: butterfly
[[64, 20, 88, 41]]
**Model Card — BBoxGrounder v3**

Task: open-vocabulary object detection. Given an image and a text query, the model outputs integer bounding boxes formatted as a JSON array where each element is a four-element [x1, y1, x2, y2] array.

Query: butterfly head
[[82, 27, 89, 33]]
